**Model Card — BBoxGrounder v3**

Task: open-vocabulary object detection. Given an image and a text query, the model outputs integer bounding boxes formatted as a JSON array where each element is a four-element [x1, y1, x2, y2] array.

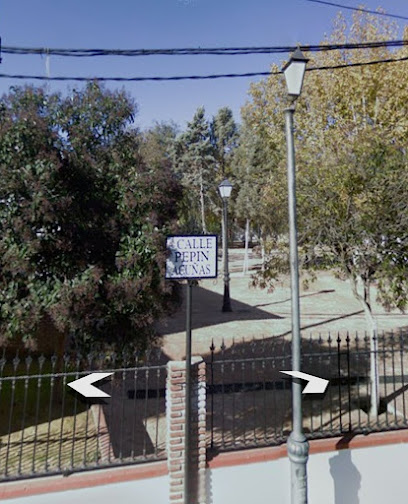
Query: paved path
[[157, 248, 407, 360]]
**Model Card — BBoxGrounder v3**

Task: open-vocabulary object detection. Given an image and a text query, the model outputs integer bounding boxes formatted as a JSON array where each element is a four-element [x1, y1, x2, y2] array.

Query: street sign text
[[165, 234, 218, 279]]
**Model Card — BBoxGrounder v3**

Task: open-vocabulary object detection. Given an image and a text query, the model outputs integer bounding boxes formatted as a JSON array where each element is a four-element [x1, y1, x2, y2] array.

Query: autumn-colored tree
[[243, 10, 408, 416]]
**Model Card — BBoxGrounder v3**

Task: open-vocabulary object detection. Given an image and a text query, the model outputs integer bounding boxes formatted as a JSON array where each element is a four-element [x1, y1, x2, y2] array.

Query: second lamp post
[[283, 47, 309, 504], [218, 179, 233, 312]]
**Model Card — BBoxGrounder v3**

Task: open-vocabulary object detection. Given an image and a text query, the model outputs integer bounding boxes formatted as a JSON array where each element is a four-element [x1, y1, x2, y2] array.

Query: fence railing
[[0, 350, 167, 482], [2, 329, 408, 481], [206, 330, 408, 452]]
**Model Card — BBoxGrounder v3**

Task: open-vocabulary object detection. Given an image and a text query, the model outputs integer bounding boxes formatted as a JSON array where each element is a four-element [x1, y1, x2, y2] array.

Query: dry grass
[[0, 410, 99, 478]]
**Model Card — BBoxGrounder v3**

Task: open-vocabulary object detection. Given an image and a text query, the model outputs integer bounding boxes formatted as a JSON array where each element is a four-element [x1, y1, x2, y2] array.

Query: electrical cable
[[308, 54, 408, 72], [0, 54, 407, 82], [0, 71, 272, 81], [303, 0, 408, 21], [2, 39, 408, 57]]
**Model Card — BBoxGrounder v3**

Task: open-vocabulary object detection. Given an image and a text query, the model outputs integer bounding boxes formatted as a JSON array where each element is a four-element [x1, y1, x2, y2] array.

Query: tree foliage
[[0, 83, 182, 352], [210, 107, 239, 177], [244, 10, 408, 317], [140, 120, 179, 171], [173, 107, 215, 233], [243, 10, 408, 416]]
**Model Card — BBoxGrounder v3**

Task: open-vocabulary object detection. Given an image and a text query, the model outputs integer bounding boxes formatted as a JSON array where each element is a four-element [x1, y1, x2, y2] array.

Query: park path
[[157, 248, 407, 360]]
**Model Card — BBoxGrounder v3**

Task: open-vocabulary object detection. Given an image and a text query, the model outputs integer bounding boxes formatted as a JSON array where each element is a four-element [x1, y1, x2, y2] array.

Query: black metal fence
[[206, 330, 408, 452], [0, 350, 167, 482], [2, 329, 408, 481]]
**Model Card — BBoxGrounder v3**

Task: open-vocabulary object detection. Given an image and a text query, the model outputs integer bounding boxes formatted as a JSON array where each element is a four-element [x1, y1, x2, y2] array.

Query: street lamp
[[218, 179, 233, 312], [283, 47, 308, 99], [283, 47, 309, 504]]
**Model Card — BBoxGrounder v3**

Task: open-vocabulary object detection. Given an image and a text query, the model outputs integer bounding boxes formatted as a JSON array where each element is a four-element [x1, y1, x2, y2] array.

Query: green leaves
[[0, 84, 181, 352], [172, 107, 217, 234], [242, 10, 408, 313]]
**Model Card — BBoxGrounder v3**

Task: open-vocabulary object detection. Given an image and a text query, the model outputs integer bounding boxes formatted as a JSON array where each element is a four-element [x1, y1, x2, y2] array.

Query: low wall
[[0, 463, 168, 504], [2, 431, 408, 503], [208, 430, 408, 504]]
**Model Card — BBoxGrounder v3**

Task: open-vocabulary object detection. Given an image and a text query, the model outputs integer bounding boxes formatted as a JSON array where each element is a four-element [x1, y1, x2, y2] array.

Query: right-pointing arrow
[[68, 372, 113, 398], [280, 371, 329, 394]]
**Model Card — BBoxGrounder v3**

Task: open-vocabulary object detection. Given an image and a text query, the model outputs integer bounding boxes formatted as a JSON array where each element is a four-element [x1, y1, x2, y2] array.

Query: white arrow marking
[[280, 371, 329, 394], [68, 373, 113, 398]]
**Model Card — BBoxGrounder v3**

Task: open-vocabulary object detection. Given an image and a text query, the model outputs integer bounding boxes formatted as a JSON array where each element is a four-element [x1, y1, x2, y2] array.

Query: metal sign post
[[165, 234, 218, 504], [184, 278, 193, 503]]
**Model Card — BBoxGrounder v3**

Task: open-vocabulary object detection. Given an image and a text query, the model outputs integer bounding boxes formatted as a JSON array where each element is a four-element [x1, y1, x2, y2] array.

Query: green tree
[[233, 117, 287, 274], [0, 84, 182, 352], [173, 107, 216, 233], [140, 121, 179, 171], [210, 107, 238, 177]]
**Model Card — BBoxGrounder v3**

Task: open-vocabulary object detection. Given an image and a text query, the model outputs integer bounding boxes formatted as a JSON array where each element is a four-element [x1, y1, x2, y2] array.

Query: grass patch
[[0, 357, 96, 478], [0, 410, 99, 477]]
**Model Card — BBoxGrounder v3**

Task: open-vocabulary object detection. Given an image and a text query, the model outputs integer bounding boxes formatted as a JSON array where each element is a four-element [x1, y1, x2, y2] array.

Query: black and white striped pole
[[282, 47, 309, 504]]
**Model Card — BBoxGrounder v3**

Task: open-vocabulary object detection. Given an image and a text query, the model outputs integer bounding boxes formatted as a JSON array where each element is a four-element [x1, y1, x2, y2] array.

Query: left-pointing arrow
[[68, 373, 113, 398]]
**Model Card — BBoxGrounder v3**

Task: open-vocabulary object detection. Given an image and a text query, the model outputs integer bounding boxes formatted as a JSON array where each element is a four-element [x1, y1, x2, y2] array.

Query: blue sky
[[1, 0, 408, 130]]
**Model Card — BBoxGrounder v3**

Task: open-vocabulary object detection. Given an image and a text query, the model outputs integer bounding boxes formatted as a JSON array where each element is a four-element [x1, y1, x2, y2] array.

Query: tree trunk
[[243, 219, 250, 275], [199, 172, 207, 234], [260, 235, 266, 273], [349, 274, 379, 418]]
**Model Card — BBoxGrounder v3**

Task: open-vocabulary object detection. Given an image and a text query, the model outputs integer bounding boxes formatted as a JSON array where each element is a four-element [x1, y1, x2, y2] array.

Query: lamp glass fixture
[[218, 179, 233, 199], [283, 48, 308, 98]]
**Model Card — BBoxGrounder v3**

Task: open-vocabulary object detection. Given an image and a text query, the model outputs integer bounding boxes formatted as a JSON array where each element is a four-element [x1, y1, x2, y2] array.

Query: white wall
[[209, 442, 408, 504], [3, 442, 408, 504], [208, 458, 290, 504], [2, 474, 169, 504]]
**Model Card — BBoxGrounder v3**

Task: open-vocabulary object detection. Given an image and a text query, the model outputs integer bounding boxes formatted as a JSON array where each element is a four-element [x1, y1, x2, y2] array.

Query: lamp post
[[218, 179, 233, 312], [283, 47, 309, 504]]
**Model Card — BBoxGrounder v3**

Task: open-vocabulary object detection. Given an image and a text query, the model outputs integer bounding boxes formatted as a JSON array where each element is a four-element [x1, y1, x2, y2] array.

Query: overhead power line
[[2, 39, 408, 57], [0, 70, 271, 82], [303, 0, 408, 21], [308, 54, 408, 71], [0, 54, 408, 82]]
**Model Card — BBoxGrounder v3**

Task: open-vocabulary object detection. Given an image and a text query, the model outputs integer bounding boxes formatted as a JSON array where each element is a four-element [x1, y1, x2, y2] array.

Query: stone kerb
[[166, 357, 206, 504]]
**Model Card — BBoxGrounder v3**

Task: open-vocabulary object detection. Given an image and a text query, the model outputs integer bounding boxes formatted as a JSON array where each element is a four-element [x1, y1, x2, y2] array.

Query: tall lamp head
[[218, 179, 233, 200], [282, 47, 308, 100]]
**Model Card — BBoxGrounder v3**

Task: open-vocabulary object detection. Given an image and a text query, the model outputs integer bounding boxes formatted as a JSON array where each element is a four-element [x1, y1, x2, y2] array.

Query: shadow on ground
[[155, 285, 283, 336]]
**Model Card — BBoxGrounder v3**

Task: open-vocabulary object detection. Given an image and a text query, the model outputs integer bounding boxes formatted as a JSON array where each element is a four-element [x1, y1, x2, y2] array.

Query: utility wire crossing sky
[[2, 0, 408, 128], [3, 38, 408, 56], [1, 52, 408, 82], [302, 0, 408, 21]]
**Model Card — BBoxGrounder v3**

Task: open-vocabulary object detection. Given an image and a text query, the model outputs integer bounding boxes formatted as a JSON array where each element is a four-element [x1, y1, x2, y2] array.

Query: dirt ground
[[151, 249, 408, 452], [157, 248, 407, 360], [3, 248, 407, 478]]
